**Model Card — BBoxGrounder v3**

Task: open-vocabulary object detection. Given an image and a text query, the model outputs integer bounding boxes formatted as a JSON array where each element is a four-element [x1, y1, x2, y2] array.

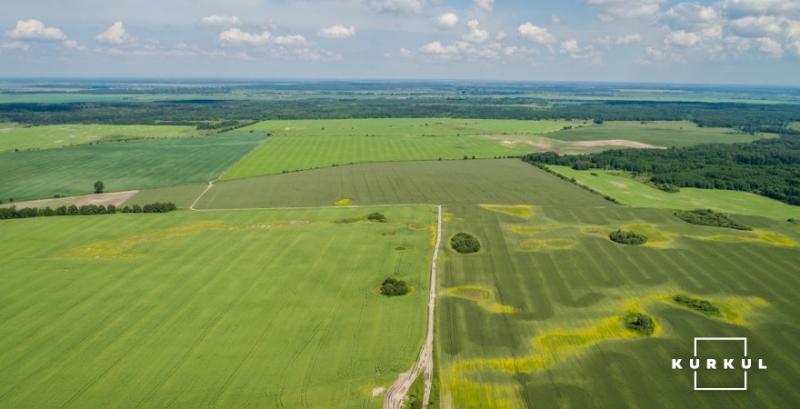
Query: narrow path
[[383, 204, 442, 409], [189, 181, 214, 211]]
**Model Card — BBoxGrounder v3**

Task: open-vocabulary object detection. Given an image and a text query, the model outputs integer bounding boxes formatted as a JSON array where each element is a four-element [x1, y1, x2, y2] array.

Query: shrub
[[673, 295, 721, 316], [367, 212, 387, 223], [94, 180, 104, 194], [609, 229, 648, 245], [789, 218, 797, 224], [674, 209, 751, 231], [655, 183, 680, 193], [380, 277, 409, 296], [623, 312, 655, 336], [451, 232, 481, 254]]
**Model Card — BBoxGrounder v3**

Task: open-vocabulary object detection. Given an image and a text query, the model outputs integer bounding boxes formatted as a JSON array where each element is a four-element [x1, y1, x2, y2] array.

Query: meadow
[[220, 118, 578, 179], [0, 206, 435, 409], [0, 131, 264, 202], [0, 123, 199, 152], [437, 202, 800, 409], [549, 166, 800, 219], [546, 120, 770, 147]]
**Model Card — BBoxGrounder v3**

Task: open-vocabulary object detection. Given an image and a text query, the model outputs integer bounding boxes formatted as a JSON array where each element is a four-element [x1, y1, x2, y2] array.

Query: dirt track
[[1, 190, 139, 209], [383, 204, 442, 409]]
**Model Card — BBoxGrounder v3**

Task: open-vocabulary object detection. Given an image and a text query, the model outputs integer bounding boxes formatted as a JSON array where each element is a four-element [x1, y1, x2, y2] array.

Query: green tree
[[94, 180, 105, 194]]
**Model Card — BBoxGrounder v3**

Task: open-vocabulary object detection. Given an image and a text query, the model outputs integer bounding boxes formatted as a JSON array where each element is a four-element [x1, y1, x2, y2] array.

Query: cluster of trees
[[524, 135, 800, 205], [674, 209, 751, 231], [623, 312, 655, 336], [450, 232, 481, 254], [0, 202, 177, 220], [673, 295, 721, 316], [367, 212, 388, 223], [379, 277, 410, 297], [3, 99, 800, 135], [609, 229, 648, 245]]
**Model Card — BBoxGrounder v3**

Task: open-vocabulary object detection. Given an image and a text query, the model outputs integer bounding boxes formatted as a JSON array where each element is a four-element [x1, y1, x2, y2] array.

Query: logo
[[671, 337, 767, 391]]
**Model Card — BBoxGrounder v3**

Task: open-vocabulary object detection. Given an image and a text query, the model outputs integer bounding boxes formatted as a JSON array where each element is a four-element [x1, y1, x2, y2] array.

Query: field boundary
[[384, 204, 442, 409]]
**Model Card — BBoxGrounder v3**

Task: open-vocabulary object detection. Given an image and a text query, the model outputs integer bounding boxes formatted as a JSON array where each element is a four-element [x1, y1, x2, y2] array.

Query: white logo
[[671, 337, 767, 391]]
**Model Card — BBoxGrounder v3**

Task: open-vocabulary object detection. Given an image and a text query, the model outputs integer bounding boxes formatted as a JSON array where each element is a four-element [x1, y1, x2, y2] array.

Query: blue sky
[[1, 0, 799, 84]]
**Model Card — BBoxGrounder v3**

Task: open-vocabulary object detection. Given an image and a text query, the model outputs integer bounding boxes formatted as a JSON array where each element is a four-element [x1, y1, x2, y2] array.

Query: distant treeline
[[523, 135, 800, 205], [0, 202, 177, 220], [2, 99, 799, 134]]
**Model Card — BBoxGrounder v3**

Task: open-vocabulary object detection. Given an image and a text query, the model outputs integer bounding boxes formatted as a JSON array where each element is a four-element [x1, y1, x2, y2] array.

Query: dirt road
[[383, 204, 442, 409]]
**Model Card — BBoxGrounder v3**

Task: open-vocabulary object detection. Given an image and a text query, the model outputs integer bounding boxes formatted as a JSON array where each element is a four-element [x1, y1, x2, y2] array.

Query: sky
[[1, 0, 799, 85]]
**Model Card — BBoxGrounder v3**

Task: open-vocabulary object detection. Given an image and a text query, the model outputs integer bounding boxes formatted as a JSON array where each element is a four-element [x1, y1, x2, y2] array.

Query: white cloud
[[96, 21, 134, 45], [7, 19, 66, 41], [201, 15, 241, 26], [273, 34, 308, 46], [437, 12, 459, 28], [722, 0, 800, 18], [219, 28, 271, 45], [616, 33, 642, 44], [366, 0, 424, 14], [475, 0, 494, 12], [399, 47, 412, 57], [463, 19, 489, 43], [729, 16, 786, 38], [421, 41, 460, 56], [756, 36, 784, 56], [63, 39, 80, 49], [585, 0, 664, 20], [319, 25, 356, 39], [662, 3, 721, 32], [518, 22, 556, 45], [665, 30, 702, 47], [560, 39, 581, 54]]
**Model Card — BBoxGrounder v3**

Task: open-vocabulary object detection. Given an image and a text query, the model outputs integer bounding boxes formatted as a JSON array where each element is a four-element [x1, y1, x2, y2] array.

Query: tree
[[94, 180, 105, 194]]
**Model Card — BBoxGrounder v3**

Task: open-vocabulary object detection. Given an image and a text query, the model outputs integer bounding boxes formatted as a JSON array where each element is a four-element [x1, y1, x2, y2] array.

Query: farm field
[[437, 203, 800, 409], [221, 118, 582, 179], [0, 131, 264, 202], [194, 159, 613, 209], [549, 166, 800, 219], [546, 120, 771, 147], [0, 206, 435, 409], [0, 123, 200, 152]]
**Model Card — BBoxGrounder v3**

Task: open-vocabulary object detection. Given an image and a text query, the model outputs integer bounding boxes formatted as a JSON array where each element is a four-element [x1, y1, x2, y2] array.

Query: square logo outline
[[693, 337, 748, 391]]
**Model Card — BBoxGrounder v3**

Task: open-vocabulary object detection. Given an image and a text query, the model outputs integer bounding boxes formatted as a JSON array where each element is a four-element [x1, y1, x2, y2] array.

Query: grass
[[0, 206, 435, 409], [548, 166, 800, 219], [193, 160, 613, 209], [0, 131, 264, 202], [546, 120, 771, 147], [437, 203, 800, 409], [221, 118, 581, 179], [0, 123, 200, 152]]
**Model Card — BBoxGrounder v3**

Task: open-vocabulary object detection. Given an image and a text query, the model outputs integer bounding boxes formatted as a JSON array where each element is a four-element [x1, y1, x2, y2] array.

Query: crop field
[[549, 166, 800, 219], [546, 121, 770, 147], [0, 123, 200, 152], [194, 160, 613, 209], [221, 118, 581, 179], [0, 131, 264, 202], [437, 203, 800, 408], [0, 206, 435, 409]]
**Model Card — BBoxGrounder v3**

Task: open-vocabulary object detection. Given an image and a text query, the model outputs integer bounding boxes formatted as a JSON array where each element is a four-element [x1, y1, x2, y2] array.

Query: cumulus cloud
[[273, 34, 308, 46], [518, 22, 556, 45], [585, 0, 664, 20], [319, 25, 356, 39], [462, 19, 489, 43], [219, 28, 271, 45], [399, 47, 412, 57], [96, 21, 134, 44], [616, 33, 642, 44], [665, 30, 703, 47], [437, 12, 459, 28], [560, 40, 581, 54], [421, 38, 503, 59], [475, 0, 494, 12], [729, 15, 786, 37], [366, 0, 424, 14], [7, 19, 66, 40], [662, 3, 721, 32], [421, 41, 460, 56], [201, 15, 241, 26], [722, 0, 800, 18]]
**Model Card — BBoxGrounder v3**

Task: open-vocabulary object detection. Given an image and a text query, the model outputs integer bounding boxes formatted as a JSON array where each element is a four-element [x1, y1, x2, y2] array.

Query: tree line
[[0, 202, 177, 220], [523, 135, 800, 205]]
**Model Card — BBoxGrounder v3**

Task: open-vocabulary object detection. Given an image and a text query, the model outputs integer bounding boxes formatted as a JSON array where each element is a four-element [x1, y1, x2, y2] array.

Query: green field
[[437, 202, 800, 408], [195, 160, 613, 209], [0, 206, 435, 408], [0, 123, 200, 152], [0, 131, 264, 202], [547, 121, 770, 147], [221, 119, 578, 179], [549, 166, 800, 219]]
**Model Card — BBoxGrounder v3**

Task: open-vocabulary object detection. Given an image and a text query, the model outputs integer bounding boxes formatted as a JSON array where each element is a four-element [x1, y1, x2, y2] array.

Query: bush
[[380, 277, 409, 296], [623, 312, 655, 336], [655, 183, 680, 193], [789, 218, 797, 224], [451, 232, 481, 253], [609, 229, 648, 245], [367, 212, 387, 223], [674, 209, 751, 231], [673, 295, 721, 316]]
